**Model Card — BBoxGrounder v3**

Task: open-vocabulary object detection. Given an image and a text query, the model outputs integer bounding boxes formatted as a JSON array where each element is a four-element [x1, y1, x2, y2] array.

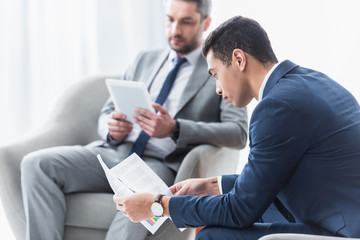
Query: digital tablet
[[105, 79, 154, 123]]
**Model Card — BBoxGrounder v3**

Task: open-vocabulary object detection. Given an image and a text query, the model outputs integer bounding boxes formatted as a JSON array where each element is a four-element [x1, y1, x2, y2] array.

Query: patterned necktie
[[129, 56, 187, 156]]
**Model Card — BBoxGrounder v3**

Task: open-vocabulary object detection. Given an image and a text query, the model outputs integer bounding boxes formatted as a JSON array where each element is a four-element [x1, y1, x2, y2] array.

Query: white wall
[[210, 0, 360, 102], [96, 0, 167, 75], [0, 0, 167, 146]]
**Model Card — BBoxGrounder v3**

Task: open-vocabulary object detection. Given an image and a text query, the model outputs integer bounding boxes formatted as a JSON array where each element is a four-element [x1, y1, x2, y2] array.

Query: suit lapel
[[145, 49, 170, 89], [175, 54, 210, 114], [263, 60, 299, 98]]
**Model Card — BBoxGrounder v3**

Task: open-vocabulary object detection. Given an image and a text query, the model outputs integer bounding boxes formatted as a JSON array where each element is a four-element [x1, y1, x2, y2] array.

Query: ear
[[202, 16, 212, 31], [232, 49, 246, 71]]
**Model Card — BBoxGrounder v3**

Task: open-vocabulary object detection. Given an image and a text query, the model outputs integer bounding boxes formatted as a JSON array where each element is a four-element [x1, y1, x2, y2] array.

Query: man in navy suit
[[114, 16, 360, 239]]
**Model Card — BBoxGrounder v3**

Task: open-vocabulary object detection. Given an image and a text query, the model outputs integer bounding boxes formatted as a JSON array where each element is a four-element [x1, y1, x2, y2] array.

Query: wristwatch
[[151, 194, 165, 217]]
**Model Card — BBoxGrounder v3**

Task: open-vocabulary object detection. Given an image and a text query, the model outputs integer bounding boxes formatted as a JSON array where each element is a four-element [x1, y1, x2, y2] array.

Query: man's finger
[[113, 195, 125, 204], [169, 182, 184, 194], [152, 103, 168, 114], [135, 108, 154, 119], [174, 188, 186, 196], [137, 123, 154, 136], [134, 113, 153, 126], [169, 185, 176, 194], [108, 124, 132, 131], [112, 111, 127, 120]]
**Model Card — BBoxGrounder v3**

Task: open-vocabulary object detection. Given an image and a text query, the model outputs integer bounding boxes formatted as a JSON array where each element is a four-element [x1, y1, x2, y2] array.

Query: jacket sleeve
[[222, 174, 239, 194], [176, 101, 248, 150]]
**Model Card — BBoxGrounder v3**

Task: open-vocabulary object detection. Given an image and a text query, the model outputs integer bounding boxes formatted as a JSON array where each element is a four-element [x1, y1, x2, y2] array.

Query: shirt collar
[[258, 61, 281, 101], [168, 46, 202, 66]]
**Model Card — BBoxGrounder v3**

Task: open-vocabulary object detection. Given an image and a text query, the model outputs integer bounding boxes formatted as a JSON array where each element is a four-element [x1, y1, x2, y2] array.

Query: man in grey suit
[[20, 0, 248, 239]]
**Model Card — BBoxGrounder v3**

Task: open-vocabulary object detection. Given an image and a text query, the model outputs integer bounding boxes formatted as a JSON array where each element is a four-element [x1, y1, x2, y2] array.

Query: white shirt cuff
[[217, 176, 223, 195]]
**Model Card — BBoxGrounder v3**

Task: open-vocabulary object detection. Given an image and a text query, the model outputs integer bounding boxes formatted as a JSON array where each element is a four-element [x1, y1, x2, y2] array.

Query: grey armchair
[[0, 75, 241, 240]]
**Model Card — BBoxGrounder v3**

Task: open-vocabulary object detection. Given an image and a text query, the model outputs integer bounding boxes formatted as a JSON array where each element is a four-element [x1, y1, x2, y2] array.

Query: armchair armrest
[[174, 144, 240, 183]]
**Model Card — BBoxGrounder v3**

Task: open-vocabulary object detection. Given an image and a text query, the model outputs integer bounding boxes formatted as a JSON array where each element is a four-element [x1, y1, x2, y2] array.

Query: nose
[[170, 21, 181, 35], [216, 82, 222, 96]]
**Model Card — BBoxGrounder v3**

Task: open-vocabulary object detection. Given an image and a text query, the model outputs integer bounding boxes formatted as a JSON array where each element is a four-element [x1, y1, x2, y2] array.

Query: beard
[[168, 34, 200, 55]]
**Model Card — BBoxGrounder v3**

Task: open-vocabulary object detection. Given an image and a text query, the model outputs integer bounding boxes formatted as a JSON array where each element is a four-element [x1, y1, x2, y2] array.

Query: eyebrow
[[181, 17, 195, 21], [166, 15, 195, 21]]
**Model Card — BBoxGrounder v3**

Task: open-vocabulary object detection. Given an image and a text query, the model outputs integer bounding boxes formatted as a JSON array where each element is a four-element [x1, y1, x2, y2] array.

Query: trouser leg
[[21, 145, 113, 240], [105, 157, 176, 240]]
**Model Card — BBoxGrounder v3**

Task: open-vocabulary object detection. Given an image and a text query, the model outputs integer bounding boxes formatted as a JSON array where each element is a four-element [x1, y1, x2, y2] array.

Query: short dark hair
[[177, 0, 212, 19], [202, 16, 278, 67]]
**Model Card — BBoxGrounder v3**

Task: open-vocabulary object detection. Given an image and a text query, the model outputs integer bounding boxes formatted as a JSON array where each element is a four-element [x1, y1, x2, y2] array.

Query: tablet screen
[[106, 79, 154, 123]]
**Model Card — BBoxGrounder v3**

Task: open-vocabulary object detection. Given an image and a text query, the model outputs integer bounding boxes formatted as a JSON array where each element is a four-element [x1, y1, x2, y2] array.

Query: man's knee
[[196, 227, 225, 240], [21, 151, 44, 174], [196, 225, 267, 240], [21, 149, 58, 183]]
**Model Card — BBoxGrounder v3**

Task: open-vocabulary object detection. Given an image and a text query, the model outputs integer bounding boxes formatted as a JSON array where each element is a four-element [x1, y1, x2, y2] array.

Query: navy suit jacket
[[169, 60, 360, 237]]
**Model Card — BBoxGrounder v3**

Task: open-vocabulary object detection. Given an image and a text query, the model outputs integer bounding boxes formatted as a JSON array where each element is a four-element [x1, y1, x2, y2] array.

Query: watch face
[[151, 202, 164, 217]]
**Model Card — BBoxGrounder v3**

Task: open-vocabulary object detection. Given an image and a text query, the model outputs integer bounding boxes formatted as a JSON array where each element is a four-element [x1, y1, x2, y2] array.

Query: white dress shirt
[[125, 47, 202, 156]]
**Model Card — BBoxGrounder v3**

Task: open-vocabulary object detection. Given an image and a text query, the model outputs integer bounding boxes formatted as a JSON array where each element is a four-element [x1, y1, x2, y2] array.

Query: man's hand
[[113, 193, 155, 222], [170, 177, 221, 196], [134, 103, 176, 138], [108, 111, 133, 141]]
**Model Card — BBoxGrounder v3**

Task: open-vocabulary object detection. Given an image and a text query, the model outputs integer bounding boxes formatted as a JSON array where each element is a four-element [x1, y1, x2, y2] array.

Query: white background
[[1, 0, 360, 239]]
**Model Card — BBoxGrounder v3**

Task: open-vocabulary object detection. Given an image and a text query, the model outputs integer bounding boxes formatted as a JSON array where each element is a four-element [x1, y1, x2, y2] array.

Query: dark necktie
[[129, 56, 187, 156]]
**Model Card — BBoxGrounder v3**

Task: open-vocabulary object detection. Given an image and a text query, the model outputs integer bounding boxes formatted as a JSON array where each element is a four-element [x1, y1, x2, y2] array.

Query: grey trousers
[[20, 141, 176, 240]]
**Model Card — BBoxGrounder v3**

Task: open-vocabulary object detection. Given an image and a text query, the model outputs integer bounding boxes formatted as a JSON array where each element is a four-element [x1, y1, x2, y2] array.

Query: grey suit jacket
[[98, 48, 248, 171]]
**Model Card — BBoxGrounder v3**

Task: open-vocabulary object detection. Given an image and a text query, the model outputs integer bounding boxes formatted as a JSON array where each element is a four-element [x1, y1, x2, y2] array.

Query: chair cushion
[[64, 226, 107, 240], [65, 193, 116, 229]]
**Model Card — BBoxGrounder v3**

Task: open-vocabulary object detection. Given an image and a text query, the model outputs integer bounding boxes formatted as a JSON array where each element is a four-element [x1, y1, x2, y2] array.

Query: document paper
[[97, 153, 172, 234]]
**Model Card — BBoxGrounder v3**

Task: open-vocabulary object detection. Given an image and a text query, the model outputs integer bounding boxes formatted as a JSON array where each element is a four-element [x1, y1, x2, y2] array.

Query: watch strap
[[154, 194, 165, 217], [155, 194, 165, 204], [171, 120, 180, 141]]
